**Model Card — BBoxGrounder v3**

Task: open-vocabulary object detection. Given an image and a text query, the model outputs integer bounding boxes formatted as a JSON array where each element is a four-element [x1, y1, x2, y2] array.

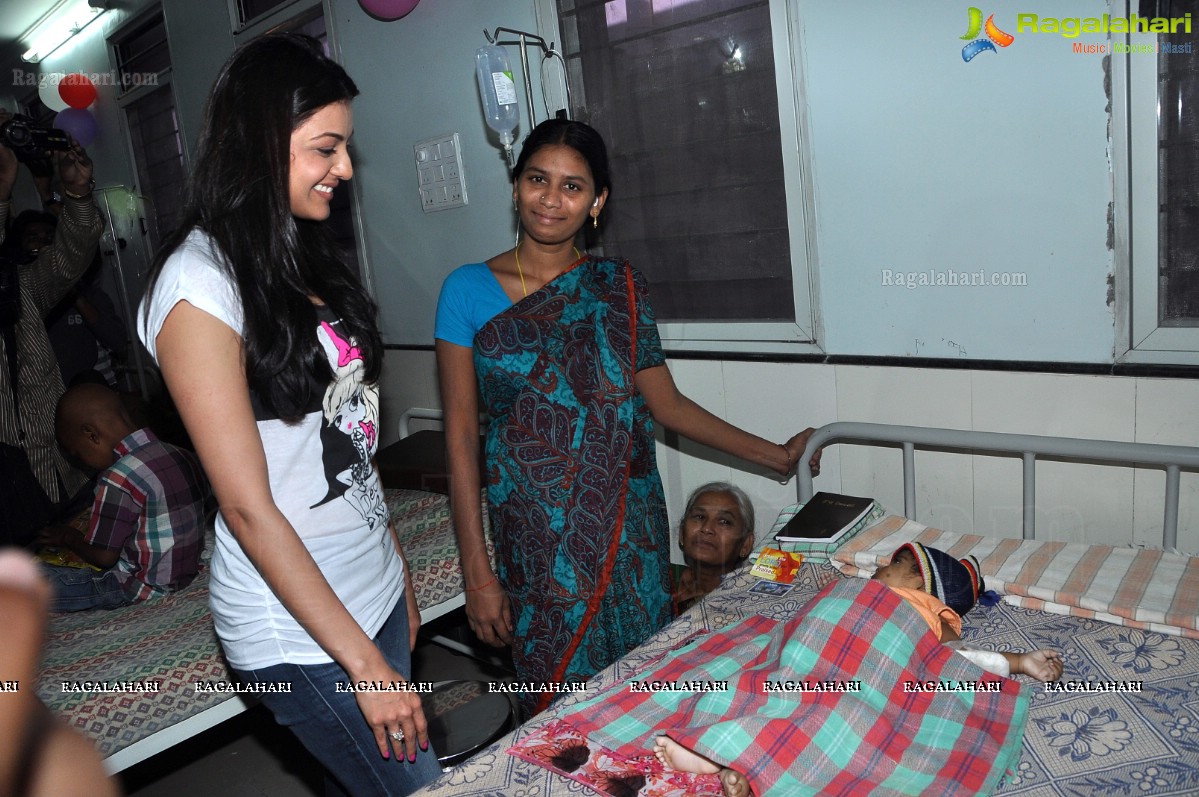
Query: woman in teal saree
[[435, 119, 820, 716]]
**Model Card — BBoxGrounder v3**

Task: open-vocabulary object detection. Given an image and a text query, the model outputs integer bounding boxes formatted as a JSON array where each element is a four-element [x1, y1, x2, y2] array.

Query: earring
[[592, 212, 599, 229]]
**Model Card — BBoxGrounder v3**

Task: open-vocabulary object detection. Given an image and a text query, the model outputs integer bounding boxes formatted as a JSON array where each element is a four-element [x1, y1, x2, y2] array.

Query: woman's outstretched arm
[[634, 364, 821, 476]]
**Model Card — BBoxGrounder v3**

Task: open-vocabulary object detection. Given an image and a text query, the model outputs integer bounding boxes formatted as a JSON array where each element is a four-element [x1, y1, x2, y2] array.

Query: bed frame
[[798, 422, 1199, 548], [403, 421, 1199, 797]]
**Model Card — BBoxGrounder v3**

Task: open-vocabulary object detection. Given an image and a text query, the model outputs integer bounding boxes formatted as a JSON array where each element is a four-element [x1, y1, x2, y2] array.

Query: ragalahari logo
[[961, 7, 1015, 61]]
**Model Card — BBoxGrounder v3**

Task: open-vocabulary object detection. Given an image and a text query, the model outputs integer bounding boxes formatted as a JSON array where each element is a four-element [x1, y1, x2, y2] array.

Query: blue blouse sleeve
[[434, 263, 510, 347]]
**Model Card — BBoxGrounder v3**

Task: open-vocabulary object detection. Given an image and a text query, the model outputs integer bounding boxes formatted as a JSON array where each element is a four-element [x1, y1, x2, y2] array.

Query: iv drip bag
[[475, 45, 519, 150]]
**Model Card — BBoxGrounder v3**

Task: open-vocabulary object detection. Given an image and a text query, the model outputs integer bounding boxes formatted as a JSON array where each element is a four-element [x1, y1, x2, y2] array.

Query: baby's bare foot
[[653, 735, 721, 775], [720, 767, 752, 797]]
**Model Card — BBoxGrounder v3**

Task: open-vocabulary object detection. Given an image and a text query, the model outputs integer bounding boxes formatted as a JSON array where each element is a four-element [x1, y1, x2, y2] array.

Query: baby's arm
[[1002, 649, 1063, 682], [944, 640, 1063, 681]]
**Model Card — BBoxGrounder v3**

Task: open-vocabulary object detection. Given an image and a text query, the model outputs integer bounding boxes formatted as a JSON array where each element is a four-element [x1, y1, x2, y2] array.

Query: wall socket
[[414, 132, 467, 213]]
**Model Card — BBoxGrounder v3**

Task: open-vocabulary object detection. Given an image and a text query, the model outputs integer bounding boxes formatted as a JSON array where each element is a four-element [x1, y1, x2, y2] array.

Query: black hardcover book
[[775, 492, 876, 543]]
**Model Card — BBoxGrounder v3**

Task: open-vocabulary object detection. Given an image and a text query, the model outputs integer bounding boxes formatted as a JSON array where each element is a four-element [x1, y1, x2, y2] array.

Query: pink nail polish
[[383, 749, 390, 759], [420, 740, 428, 752], [408, 752, 416, 763]]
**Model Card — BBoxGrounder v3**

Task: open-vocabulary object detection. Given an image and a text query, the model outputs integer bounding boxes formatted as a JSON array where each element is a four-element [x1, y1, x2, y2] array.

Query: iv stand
[[483, 26, 570, 131]]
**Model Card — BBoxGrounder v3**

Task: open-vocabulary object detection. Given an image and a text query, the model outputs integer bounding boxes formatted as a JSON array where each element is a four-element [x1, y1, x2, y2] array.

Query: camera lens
[[2, 120, 30, 147]]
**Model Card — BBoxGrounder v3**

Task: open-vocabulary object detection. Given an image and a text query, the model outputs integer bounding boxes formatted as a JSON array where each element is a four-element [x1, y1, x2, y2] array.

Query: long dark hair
[[144, 33, 381, 421]]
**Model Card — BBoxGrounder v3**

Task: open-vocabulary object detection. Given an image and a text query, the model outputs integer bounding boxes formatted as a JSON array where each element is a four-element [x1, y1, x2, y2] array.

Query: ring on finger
[[390, 729, 405, 742]]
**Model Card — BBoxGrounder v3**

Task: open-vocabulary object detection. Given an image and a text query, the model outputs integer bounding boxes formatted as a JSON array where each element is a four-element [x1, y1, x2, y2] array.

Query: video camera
[[0, 114, 70, 163]]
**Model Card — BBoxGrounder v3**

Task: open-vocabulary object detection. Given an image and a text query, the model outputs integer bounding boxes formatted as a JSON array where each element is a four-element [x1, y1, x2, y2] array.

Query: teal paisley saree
[[474, 257, 672, 714]]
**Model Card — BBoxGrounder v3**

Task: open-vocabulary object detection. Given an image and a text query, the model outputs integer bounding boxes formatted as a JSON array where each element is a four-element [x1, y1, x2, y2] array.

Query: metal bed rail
[[798, 422, 1199, 548], [398, 407, 445, 439]]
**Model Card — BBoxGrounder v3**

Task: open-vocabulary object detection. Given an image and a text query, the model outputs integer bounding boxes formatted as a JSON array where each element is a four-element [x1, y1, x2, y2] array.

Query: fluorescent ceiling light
[[21, 0, 109, 64]]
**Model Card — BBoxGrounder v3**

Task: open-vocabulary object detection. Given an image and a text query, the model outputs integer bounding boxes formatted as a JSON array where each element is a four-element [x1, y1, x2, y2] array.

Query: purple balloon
[[358, 0, 419, 20], [54, 107, 98, 147]]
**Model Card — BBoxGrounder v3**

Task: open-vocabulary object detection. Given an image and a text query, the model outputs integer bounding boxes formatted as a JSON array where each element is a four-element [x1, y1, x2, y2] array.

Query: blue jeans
[[233, 597, 442, 797], [40, 564, 129, 612]]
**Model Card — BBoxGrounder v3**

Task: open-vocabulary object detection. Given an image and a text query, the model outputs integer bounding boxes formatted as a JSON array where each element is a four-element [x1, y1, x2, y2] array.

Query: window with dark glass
[[555, 0, 795, 323], [1156, 3, 1199, 326]]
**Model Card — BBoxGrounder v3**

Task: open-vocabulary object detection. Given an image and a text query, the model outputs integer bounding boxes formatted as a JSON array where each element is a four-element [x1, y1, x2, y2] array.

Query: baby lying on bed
[[653, 542, 1064, 797]]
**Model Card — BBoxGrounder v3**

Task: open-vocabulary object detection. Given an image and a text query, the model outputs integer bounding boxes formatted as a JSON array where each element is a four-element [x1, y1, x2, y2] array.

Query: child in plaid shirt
[[36, 382, 210, 611]]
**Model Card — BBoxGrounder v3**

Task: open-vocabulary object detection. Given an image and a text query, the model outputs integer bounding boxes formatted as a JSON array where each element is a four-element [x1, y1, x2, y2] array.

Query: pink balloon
[[358, 0, 419, 20], [54, 107, 98, 147]]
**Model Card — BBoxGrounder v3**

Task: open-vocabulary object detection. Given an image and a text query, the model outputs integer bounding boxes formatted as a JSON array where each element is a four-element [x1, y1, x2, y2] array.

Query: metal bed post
[[902, 442, 916, 519], [1023, 452, 1036, 540], [1166, 464, 1181, 550]]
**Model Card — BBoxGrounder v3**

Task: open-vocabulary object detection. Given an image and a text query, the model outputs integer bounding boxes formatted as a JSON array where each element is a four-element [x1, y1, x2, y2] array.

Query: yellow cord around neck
[[514, 244, 583, 297]]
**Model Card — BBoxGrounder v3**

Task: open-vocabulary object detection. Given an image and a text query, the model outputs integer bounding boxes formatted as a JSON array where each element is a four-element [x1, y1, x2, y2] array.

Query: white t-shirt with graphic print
[[138, 229, 404, 669]]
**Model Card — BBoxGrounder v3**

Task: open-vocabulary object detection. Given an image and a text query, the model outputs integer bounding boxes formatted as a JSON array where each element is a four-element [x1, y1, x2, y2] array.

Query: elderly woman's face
[[679, 491, 753, 569]]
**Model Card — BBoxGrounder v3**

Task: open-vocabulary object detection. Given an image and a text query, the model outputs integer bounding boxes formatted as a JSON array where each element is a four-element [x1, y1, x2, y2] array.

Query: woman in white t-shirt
[[138, 34, 440, 795]]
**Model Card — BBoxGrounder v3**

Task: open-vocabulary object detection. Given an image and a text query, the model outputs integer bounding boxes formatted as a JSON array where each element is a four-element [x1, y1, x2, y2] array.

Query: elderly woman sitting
[[672, 482, 756, 614]]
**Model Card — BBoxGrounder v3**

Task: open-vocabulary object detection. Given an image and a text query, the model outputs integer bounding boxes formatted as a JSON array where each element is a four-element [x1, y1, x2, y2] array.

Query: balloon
[[38, 76, 69, 112], [54, 107, 98, 146], [59, 73, 97, 109], [358, 0, 419, 21]]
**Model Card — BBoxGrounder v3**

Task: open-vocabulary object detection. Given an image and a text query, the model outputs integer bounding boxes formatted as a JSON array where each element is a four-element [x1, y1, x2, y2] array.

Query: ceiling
[[0, 0, 93, 88]]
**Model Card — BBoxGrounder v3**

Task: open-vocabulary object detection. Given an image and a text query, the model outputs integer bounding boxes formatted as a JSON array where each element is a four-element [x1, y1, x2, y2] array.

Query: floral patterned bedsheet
[[413, 562, 1199, 797]]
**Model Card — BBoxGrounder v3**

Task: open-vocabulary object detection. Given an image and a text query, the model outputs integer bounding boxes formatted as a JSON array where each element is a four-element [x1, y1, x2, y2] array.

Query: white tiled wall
[[380, 351, 1199, 556]]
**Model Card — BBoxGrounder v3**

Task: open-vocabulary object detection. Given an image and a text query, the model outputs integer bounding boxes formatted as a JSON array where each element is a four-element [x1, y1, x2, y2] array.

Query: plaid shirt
[[87, 428, 210, 601]]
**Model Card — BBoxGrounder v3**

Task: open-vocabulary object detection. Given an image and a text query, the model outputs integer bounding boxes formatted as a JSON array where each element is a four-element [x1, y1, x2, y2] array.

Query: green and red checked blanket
[[511, 578, 1029, 796]]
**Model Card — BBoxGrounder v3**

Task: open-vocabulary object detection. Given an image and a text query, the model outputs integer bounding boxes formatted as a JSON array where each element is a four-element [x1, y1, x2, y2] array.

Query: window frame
[[227, 0, 308, 36], [537, 0, 822, 355], [1114, 1, 1199, 363], [110, 7, 186, 253]]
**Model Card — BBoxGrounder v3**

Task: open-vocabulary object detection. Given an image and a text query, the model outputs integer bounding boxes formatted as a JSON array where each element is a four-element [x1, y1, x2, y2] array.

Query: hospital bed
[[407, 421, 1199, 797]]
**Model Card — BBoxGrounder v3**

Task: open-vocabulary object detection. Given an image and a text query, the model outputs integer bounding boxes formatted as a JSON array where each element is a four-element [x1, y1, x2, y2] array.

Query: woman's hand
[[465, 577, 513, 647], [783, 428, 822, 477], [348, 661, 430, 762], [437, 340, 511, 646]]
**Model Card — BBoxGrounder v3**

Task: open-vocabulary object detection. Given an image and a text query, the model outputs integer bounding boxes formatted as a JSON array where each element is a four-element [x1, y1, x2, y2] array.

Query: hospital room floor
[[120, 616, 514, 797]]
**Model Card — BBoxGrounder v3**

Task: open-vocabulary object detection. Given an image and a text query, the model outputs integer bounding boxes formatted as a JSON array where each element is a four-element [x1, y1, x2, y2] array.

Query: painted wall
[[329, 0, 547, 345], [798, 0, 1115, 362]]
